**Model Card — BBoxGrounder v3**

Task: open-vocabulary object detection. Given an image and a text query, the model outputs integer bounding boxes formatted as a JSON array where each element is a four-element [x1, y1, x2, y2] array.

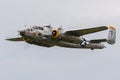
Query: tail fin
[[107, 26, 116, 44]]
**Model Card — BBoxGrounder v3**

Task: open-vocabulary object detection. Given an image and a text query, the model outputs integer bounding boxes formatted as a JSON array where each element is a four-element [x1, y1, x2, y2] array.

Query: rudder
[[107, 26, 116, 44]]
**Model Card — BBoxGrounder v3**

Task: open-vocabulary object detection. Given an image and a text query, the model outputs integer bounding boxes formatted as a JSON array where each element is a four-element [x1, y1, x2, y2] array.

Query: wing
[[64, 26, 108, 37], [6, 37, 23, 41]]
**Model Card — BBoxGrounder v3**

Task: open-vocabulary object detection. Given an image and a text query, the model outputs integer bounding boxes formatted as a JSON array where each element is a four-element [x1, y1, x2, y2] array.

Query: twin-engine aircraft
[[6, 25, 116, 50]]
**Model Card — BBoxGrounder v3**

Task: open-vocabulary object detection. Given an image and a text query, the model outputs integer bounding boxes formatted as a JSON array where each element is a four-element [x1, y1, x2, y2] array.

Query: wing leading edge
[[64, 26, 108, 37]]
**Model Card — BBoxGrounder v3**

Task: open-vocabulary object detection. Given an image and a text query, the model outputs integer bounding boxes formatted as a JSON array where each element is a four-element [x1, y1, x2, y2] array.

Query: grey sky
[[0, 0, 120, 80]]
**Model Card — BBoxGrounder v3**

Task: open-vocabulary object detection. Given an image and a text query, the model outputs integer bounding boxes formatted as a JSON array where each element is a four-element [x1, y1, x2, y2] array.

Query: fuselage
[[19, 26, 104, 49], [6, 25, 116, 50]]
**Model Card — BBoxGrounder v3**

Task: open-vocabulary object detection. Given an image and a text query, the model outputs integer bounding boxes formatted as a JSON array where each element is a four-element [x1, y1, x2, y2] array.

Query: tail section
[[107, 26, 116, 44]]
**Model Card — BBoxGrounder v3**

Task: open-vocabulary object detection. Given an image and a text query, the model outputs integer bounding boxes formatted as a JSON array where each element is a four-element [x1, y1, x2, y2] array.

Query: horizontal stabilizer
[[6, 37, 23, 41], [90, 39, 107, 43]]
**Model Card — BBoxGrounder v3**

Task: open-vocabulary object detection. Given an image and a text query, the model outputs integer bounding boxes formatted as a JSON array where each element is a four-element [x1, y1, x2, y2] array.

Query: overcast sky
[[0, 0, 120, 80]]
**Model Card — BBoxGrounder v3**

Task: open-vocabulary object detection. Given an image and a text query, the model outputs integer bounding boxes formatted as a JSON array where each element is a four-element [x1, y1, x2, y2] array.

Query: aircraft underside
[[23, 35, 105, 50]]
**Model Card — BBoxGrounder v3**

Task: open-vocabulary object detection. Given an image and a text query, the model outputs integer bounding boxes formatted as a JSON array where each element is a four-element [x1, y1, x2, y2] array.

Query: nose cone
[[19, 31, 25, 36]]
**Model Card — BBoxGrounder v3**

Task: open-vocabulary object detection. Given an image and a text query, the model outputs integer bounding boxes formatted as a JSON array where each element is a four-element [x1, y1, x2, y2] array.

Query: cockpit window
[[26, 28, 31, 31], [32, 26, 44, 30], [38, 27, 44, 30], [44, 25, 53, 29]]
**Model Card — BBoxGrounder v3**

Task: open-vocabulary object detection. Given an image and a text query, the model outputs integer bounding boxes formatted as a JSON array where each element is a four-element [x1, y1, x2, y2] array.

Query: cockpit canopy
[[32, 26, 44, 30], [25, 25, 53, 32], [44, 25, 53, 29]]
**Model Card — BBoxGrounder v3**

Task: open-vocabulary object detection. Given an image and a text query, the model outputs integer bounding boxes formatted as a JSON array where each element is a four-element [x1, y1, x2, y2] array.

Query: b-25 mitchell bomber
[[6, 25, 116, 50]]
